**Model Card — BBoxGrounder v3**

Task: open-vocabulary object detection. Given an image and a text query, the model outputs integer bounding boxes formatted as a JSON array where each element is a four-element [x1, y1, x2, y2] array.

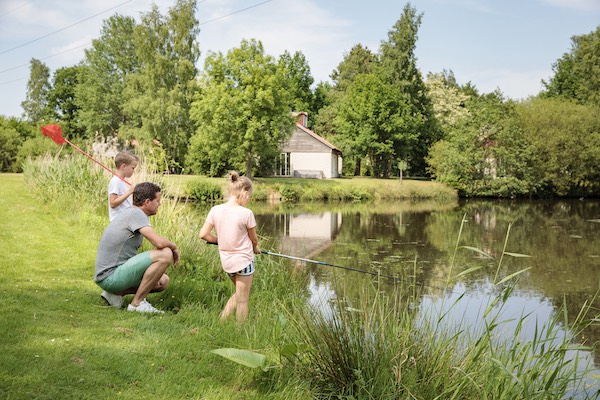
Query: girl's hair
[[228, 171, 253, 199]]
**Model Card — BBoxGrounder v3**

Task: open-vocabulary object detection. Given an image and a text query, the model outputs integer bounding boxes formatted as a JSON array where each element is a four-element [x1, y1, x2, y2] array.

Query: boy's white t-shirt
[[108, 175, 132, 221]]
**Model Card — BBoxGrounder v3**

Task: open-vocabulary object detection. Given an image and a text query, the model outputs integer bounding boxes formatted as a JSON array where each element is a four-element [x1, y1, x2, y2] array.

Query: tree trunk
[[246, 154, 253, 179], [354, 158, 361, 176]]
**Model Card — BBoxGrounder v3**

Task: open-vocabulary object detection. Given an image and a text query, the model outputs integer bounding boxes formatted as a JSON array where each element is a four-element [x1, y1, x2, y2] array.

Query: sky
[[1, 0, 599, 118]]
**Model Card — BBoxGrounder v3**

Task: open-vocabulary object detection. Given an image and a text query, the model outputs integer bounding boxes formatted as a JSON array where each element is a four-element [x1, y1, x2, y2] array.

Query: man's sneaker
[[127, 299, 165, 314], [101, 290, 123, 309]]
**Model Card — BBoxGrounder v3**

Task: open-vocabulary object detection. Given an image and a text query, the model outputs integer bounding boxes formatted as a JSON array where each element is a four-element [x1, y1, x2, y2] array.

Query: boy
[[108, 151, 138, 222]]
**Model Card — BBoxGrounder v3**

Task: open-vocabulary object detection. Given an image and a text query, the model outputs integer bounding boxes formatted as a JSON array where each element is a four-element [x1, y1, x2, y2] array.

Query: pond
[[193, 197, 600, 393]]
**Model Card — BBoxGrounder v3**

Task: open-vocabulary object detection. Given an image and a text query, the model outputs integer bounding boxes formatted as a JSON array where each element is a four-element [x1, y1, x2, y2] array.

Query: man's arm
[[139, 226, 180, 266]]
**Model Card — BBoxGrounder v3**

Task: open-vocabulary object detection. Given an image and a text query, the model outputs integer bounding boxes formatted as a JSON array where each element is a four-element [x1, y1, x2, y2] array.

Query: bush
[[186, 180, 223, 202]]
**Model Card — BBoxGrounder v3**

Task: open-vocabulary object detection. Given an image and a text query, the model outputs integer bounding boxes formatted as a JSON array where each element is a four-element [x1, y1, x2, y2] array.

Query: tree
[[543, 26, 600, 106], [187, 39, 293, 178], [335, 73, 413, 178], [278, 50, 314, 116], [76, 14, 139, 137], [425, 71, 470, 130], [427, 90, 538, 197], [122, 0, 200, 171], [516, 98, 600, 196], [315, 44, 376, 175], [331, 44, 376, 92], [0, 117, 21, 171], [378, 3, 438, 176], [47, 66, 83, 138], [21, 58, 51, 124]]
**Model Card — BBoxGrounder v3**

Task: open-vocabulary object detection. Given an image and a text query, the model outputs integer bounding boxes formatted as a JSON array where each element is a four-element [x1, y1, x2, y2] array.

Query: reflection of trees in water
[[425, 199, 600, 362], [254, 199, 600, 364]]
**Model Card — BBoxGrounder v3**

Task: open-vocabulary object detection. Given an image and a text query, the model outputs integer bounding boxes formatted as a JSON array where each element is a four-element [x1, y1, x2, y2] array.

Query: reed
[[286, 225, 600, 399]]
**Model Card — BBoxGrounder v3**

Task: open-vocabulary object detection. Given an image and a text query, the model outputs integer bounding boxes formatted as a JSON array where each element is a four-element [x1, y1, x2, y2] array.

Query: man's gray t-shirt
[[95, 207, 151, 282]]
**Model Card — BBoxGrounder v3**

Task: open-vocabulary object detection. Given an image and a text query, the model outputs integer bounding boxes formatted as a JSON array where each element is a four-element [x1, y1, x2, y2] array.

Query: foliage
[[0, 119, 21, 172], [516, 97, 600, 196], [543, 26, 600, 106], [186, 179, 223, 202], [47, 66, 83, 138], [21, 58, 52, 124], [427, 90, 539, 197], [76, 14, 139, 137], [425, 70, 470, 129], [187, 39, 294, 178], [121, 0, 200, 172], [278, 50, 314, 118], [378, 3, 438, 176]]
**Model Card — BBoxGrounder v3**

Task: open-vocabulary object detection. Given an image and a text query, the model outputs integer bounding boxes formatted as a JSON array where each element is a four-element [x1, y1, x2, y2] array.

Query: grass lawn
[[0, 173, 309, 400]]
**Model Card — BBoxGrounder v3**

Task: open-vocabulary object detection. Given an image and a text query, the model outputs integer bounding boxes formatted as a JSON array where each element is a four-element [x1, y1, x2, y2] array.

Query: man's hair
[[114, 151, 138, 168], [133, 182, 161, 206]]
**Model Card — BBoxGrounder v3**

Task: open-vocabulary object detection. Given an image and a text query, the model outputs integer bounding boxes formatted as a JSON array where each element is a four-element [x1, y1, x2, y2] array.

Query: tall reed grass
[[285, 222, 600, 399]]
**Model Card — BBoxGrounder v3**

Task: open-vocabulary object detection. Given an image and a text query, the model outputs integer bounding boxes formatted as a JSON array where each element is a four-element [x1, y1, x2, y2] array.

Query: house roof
[[294, 122, 341, 153]]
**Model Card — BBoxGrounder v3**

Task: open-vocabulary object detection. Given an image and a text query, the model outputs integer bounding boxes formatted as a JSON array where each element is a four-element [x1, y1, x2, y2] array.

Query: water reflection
[[251, 199, 600, 371]]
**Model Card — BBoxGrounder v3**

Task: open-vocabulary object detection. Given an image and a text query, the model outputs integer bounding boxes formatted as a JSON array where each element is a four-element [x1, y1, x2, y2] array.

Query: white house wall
[[290, 152, 337, 178]]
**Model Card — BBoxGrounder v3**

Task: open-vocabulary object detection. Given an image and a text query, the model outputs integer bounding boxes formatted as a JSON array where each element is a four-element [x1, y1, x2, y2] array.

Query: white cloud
[[197, 0, 354, 82]]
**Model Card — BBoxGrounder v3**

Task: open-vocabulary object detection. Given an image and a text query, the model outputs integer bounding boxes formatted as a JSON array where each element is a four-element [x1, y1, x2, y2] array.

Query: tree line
[[1, 0, 599, 197]]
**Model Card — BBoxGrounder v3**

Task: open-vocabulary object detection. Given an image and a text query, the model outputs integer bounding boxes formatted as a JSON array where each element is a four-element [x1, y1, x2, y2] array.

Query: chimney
[[294, 111, 308, 127]]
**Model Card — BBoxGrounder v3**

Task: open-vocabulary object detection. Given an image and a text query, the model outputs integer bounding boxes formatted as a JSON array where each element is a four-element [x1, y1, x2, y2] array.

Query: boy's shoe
[[127, 299, 165, 314], [101, 290, 123, 309]]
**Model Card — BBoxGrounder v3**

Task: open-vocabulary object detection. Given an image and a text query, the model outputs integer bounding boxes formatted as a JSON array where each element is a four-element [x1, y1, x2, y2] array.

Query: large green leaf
[[210, 348, 267, 370]]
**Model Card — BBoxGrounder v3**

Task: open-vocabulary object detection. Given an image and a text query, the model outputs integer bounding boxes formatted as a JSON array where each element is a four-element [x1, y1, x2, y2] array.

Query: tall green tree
[[122, 0, 200, 171], [315, 44, 376, 175], [334, 73, 411, 177], [187, 39, 293, 178], [47, 66, 83, 138], [76, 14, 139, 137], [543, 26, 600, 106], [278, 50, 314, 116], [378, 3, 437, 176], [21, 58, 51, 124]]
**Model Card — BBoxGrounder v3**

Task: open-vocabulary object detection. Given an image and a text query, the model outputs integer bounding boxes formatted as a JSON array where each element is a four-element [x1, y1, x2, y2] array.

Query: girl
[[200, 171, 260, 323]]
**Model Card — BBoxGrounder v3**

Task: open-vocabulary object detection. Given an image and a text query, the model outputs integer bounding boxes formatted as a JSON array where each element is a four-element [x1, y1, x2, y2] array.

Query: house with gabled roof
[[276, 112, 342, 179]]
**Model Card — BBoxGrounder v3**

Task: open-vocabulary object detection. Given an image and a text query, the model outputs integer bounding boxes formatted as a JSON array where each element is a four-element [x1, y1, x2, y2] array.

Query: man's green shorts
[[97, 251, 153, 293]]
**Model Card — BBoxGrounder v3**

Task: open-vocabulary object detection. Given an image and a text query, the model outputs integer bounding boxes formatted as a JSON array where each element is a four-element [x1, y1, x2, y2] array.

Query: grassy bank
[[0, 172, 311, 399], [3, 155, 599, 399], [164, 174, 457, 202]]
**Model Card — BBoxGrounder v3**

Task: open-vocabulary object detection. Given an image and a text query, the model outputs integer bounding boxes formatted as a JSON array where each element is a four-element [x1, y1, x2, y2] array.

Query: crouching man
[[95, 182, 180, 314]]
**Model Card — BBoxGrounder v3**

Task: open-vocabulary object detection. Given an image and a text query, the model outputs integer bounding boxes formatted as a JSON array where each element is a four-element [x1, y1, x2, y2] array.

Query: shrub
[[186, 180, 223, 202]]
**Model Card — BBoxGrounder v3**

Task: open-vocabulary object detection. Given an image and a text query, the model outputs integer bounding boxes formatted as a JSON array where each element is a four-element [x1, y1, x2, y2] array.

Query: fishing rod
[[206, 242, 458, 295], [261, 250, 404, 281]]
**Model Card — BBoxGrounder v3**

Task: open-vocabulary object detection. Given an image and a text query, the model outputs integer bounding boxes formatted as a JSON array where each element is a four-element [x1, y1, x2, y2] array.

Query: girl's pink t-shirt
[[206, 203, 257, 273]]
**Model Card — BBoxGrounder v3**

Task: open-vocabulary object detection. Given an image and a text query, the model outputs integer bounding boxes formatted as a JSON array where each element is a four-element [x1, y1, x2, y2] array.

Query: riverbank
[[5, 156, 598, 399], [0, 173, 311, 399], [164, 174, 458, 202]]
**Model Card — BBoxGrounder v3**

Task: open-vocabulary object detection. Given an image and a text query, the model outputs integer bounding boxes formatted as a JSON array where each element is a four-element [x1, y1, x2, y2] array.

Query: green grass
[[0, 173, 311, 399], [4, 154, 599, 399]]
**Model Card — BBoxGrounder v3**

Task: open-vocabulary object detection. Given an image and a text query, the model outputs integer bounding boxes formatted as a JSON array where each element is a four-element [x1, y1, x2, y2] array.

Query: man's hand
[[172, 246, 180, 266]]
